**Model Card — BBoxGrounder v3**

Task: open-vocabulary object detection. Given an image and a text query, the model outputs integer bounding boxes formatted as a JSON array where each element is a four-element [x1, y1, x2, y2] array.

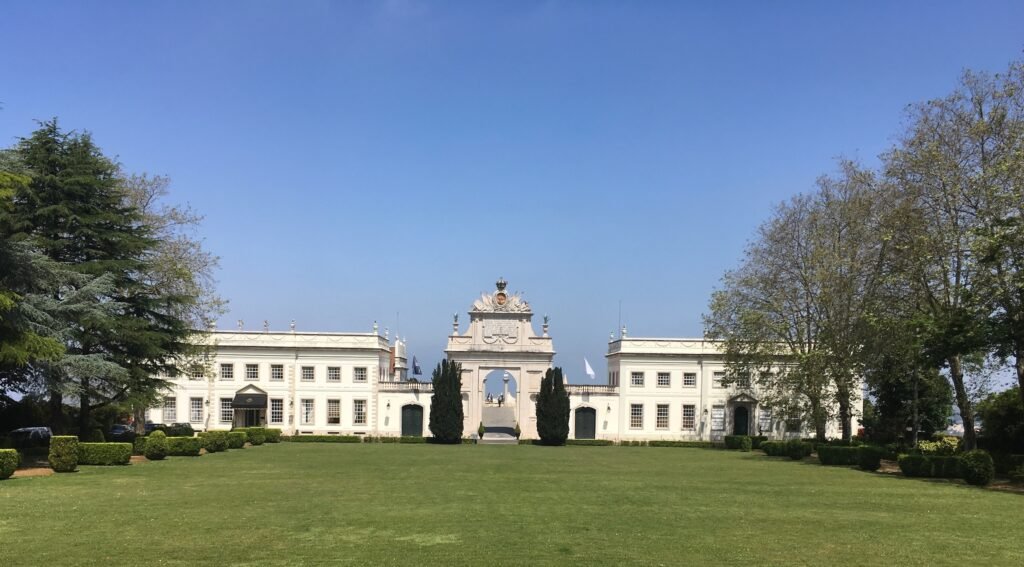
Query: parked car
[[9, 426, 52, 448], [144, 422, 162, 434], [107, 424, 137, 443]]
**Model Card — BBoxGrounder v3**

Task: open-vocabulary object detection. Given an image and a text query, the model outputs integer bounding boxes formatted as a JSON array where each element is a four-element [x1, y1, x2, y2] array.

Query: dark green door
[[733, 406, 749, 436], [575, 407, 597, 439], [401, 405, 423, 437]]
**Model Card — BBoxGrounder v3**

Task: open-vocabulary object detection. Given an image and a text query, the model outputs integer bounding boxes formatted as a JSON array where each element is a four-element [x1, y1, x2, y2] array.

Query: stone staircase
[[480, 406, 518, 445]]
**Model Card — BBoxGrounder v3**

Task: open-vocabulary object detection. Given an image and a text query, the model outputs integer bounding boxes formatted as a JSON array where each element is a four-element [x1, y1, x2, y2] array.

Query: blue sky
[[2, 1, 1023, 382]]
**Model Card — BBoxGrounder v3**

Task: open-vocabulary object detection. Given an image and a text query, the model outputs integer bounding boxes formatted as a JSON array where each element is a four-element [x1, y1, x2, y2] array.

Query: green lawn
[[1, 444, 1022, 565]]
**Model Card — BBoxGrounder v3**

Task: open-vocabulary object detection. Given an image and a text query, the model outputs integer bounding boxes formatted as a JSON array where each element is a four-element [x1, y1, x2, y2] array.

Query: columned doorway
[[733, 406, 749, 436]]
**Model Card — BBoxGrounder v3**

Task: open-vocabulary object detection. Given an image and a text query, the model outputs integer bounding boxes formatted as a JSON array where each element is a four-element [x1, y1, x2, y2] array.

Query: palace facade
[[150, 280, 856, 441]]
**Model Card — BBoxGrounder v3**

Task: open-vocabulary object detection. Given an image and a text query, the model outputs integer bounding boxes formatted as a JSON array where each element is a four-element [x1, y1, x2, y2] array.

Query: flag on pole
[[584, 357, 596, 380], [412, 356, 422, 376]]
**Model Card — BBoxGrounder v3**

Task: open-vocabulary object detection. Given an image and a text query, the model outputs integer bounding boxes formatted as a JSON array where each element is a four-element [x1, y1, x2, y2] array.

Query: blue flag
[[412, 356, 422, 375]]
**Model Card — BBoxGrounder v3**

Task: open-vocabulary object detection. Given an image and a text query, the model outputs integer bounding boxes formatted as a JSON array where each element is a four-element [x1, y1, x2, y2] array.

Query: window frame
[[300, 399, 315, 425], [220, 363, 234, 381], [683, 372, 697, 387], [301, 366, 315, 382], [353, 367, 368, 383], [712, 371, 726, 389], [629, 403, 643, 429], [163, 397, 177, 423], [327, 399, 341, 424], [353, 399, 367, 425], [711, 405, 725, 431], [270, 398, 284, 424], [189, 397, 203, 424], [245, 363, 259, 381], [630, 372, 644, 387], [656, 372, 671, 388], [656, 404, 669, 429], [220, 398, 233, 424], [270, 364, 284, 381], [681, 404, 696, 430], [327, 367, 341, 382]]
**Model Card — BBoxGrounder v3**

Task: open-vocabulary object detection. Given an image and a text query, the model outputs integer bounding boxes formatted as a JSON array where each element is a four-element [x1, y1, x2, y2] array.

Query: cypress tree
[[429, 359, 464, 443], [536, 367, 570, 445]]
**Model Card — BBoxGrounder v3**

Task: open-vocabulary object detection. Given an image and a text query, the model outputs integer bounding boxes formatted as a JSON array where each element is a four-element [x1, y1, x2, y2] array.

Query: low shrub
[[282, 435, 361, 443], [517, 438, 535, 445], [264, 428, 282, 443], [145, 431, 168, 460], [1009, 465, 1024, 484], [167, 436, 202, 456], [241, 427, 266, 445], [918, 436, 960, 456], [399, 436, 427, 444], [750, 436, 768, 450], [739, 436, 752, 452], [227, 431, 247, 449], [48, 436, 79, 472], [566, 439, 614, 446], [761, 441, 786, 456], [930, 456, 964, 479], [133, 436, 148, 455], [200, 431, 228, 453], [645, 440, 712, 448], [80, 428, 105, 443], [0, 448, 19, 479], [787, 440, 811, 460], [857, 446, 884, 471], [960, 450, 994, 486], [817, 446, 860, 466], [164, 423, 195, 437], [460, 437, 476, 444], [620, 440, 648, 447], [77, 443, 132, 465], [898, 454, 928, 477], [724, 435, 748, 450]]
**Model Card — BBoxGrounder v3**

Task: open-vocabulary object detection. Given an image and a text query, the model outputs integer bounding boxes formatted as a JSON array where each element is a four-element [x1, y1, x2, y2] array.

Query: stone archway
[[446, 278, 555, 441]]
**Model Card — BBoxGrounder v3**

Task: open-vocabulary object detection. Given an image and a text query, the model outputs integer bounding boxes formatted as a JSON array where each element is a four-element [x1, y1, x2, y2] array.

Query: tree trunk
[[837, 382, 852, 442], [1016, 347, 1024, 411], [78, 377, 91, 434], [810, 398, 827, 441], [948, 356, 976, 451], [48, 390, 67, 434]]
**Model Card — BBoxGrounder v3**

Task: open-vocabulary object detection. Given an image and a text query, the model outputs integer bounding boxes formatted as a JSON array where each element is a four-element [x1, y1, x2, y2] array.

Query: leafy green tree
[[536, 367, 569, 445], [428, 359, 464, 443], [976, 387, 1024, 454]]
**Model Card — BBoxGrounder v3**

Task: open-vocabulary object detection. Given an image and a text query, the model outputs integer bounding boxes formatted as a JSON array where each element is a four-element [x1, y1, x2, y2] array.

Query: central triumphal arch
[[446, 278, 554, 440]]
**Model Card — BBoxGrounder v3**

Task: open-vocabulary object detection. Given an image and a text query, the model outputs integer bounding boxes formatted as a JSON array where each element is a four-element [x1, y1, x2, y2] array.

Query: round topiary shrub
[[0, 448, 20, 479], [48, 436, 79, 472], [960, 449, 994, 486], [787, 440, 810, 461], [227, 431, 247, 449], [857, 446, 884, 471], [80, 428, 105, 443], [145, 430, 168, 461], [246, 427, 266, 445], [201, 431, 229, 453], [739, 436, 752, 452]]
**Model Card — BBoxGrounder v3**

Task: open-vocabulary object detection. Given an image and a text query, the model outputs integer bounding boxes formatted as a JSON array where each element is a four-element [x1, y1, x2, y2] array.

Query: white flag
[[584, 357, 596, 380]]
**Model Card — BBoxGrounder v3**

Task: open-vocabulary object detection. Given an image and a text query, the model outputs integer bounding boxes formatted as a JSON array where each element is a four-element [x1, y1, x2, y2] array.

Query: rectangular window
[[189, 367, 204, 380], [353, 399, 367, 425], [301, 399, 314, 425], [301, 366, 314, 382], [327, 399, 341, 424], [354, 367, 367, 383], [711, 405, 725, 431], [271, 364, 284, 381], [163, 397, 176, 423], [737, 372, 751, 389], [683, 372, 697, 387], [713, 371, 726, 388], [657, 372, 671, 387], [220, 363, 234, 381], [758, 409, 772, 433], [630, 372, 644, 387], [656, 404, 669, 429], [220, 398, 233, 423], [190, 397, 203, 423], [682, 404, 696, 430], [630, 404, 643, 429], [327, 367, 341, 382], [786, 418, 802, 433], [270, 398, 284, 424], [245, 364, 259, 381]]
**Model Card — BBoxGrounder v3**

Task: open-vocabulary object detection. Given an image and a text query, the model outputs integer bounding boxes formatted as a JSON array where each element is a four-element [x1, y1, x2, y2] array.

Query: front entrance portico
[[728, 393, 758, 437]]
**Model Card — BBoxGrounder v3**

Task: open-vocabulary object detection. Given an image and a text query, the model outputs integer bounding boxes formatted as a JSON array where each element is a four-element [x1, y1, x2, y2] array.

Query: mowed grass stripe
[[1, 444, 1021, 565]]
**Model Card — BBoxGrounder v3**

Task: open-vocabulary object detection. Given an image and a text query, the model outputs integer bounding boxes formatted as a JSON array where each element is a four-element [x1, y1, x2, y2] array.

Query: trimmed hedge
[[898, 454, 964, 478], [236, 427, 266, 445], [133, 436, 148, 455], [648, 440, 716, 448], [566, 439, 614, 446], [724, 435, 751, 450], [787, 440, 812, 460], [80, 428, 105, 443], [78, 443, 132, 465], [200, 431, 228, 453], [399, 436, 427, 444], [227, 431, 247, 449], [282, 435, 361, 443], [620, 440, 648, 447], [960, 450, 994, 486], [750, 436, 768, 450], [49, 436, 79, 472], [761, 441, 786, 457], [817, 446, 860, 466], [0, 448, 19, 479], [930, 456, 964, 478], [857, 446, 884, 471], [167, 436, 203, 456], [145, 430, 168, 460], [264, 428, 282, 443]]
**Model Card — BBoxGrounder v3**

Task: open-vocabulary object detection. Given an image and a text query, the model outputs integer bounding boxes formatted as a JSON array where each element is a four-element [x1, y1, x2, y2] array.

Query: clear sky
[[2, 1, 1022, 382]]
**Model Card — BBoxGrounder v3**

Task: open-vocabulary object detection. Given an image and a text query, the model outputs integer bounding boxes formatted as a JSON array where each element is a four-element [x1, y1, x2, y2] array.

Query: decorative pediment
[[236, 384, 267, 395], [471, 278, 532, 314], [728, 393, 758, 404]]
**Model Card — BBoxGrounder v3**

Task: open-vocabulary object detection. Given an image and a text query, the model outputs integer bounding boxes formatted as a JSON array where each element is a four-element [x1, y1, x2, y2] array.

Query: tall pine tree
[[428, 359, 464, 443], [536, 367, 570, 445]]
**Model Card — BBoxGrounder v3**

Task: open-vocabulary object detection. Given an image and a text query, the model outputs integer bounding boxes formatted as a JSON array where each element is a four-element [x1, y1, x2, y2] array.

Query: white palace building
[[150, 279, 856, 442]]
